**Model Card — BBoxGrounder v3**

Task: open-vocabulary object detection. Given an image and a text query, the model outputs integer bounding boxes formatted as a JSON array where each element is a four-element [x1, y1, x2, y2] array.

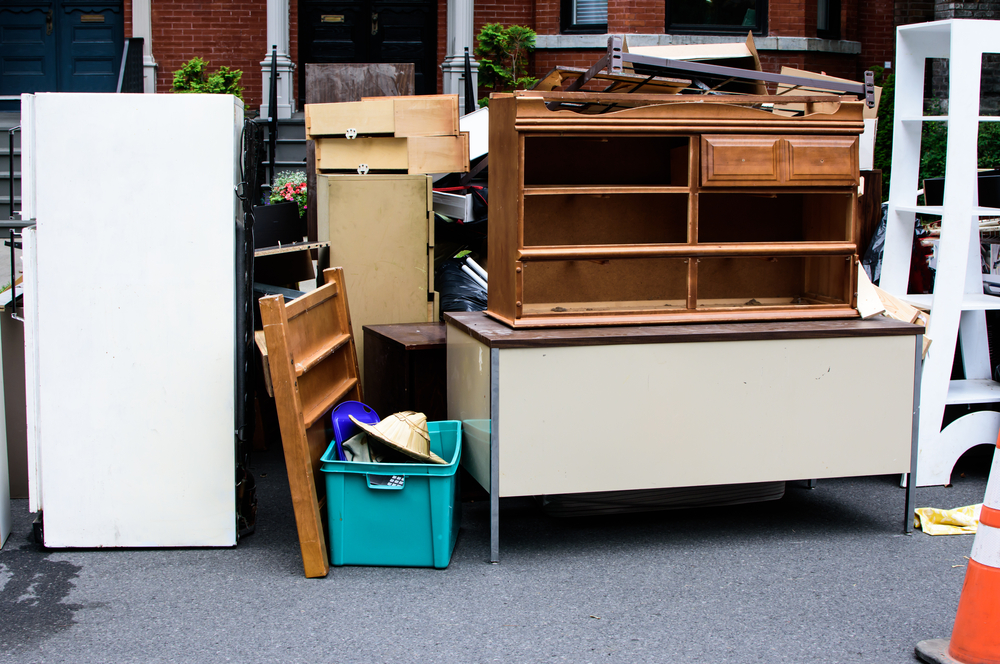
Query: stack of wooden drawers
[[305, 95, 469, 175], [306, 94, 472, 386]]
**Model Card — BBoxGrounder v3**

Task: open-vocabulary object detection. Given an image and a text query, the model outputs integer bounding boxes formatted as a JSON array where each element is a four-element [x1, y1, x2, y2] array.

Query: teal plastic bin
[[319, 420, 462, 568]]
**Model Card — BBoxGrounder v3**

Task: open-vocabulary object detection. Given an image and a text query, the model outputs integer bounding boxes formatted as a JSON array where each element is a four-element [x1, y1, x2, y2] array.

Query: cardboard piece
[[774, 67, 882, 119]]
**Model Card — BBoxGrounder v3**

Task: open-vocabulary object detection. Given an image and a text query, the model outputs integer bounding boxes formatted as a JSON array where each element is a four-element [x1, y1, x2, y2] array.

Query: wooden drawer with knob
[[701, 135, 858, 187]]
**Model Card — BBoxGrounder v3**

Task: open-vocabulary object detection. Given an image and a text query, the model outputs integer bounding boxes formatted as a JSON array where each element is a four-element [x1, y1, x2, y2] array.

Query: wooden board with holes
[[314, 134, 469, 174], [258, 267, 363, 578]]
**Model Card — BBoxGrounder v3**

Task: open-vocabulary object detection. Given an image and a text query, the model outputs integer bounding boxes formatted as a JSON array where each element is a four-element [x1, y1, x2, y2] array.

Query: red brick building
[[0, 0, 908, 112]]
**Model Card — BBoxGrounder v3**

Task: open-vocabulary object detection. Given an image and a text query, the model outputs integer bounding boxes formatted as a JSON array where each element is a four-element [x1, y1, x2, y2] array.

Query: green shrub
[[474, 23, 537, 106], [172, 57, 244, 100], [872, 67, 894, 200]]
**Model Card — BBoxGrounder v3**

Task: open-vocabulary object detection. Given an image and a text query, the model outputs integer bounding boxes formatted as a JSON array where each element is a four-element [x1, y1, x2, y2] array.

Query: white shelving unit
[[882, 19, 1000, 486]]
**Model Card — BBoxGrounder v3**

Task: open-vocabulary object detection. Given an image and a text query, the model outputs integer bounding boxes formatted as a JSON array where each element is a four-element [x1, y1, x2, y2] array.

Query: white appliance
[[20, 93, 241, 547]]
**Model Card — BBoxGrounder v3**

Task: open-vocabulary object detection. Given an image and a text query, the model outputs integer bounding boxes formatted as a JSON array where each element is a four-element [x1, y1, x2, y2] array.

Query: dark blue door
[[0, 1, 122, 97], [0, 4, 57, 95], [58, 2, 123, 92]]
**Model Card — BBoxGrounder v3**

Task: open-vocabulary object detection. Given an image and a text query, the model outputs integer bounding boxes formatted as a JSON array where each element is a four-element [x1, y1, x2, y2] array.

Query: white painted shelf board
[[899, 292, 1000, 311], [946, 379, 1000, 405], [899, 116, 1000, 123], [894, 204, 1000, 216], [898, 21, 952, 35]]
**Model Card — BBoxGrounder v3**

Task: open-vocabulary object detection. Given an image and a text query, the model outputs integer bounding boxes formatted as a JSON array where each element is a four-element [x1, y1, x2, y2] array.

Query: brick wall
[[769, 0, 807, 36], [858, 0, 894, 72], [535, 0, 559, 35], [608, 0, 664, 34], [150, 0, 268, 110]]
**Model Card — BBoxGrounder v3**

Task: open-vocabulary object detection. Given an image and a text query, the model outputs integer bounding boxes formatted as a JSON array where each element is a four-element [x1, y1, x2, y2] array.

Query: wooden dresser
[[487, 92, 866, 328]]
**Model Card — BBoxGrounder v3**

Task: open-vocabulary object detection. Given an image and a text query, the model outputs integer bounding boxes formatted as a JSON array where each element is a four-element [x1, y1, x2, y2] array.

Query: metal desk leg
[[490, 348, 500, 563], [904, 334, 922, 534]]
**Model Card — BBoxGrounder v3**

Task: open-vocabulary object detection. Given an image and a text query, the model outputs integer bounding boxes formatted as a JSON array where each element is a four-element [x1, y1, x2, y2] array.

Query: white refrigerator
[[20, 93, 241, 547]]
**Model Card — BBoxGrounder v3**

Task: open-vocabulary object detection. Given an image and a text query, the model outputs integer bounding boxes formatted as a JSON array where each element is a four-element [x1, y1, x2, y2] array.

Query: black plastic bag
[[438, 257, 487, 317], [862, 202, 888, 284]]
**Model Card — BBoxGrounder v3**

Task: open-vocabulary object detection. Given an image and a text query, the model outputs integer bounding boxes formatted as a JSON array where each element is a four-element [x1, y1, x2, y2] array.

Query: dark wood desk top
[[445, 311, 924, 349], [363, 322, 447, 350]]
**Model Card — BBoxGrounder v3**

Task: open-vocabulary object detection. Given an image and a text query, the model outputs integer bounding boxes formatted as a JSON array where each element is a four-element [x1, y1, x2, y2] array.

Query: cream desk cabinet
[[446, 312, 923, 561]]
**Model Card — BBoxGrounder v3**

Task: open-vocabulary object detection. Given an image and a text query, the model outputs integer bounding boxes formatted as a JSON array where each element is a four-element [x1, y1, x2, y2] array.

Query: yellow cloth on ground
[[914, 504, 983, 535]]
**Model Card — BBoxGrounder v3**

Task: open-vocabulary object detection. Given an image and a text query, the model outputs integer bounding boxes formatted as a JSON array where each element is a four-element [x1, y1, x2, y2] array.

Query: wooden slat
[[407, 133, 469, 174], [285, 280, 339, 320], [257, 266, 363, 578], [259, 295, 330, 578], [302, 376, 360, 428], [254, 241, 330, 258], [294, 332, 352, 375], [515, 90, 846, 104], [448, 311, 922, 348], [518, 242, 857, 261], [523, 185, 689, 196]]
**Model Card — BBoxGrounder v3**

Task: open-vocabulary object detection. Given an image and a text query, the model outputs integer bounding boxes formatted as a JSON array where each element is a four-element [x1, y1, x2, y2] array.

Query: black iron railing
[[117, 37, 144, 93]]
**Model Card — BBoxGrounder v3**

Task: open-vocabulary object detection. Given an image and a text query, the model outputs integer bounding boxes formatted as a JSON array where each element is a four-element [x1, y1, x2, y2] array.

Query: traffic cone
[[916, 434, 1000, 664]]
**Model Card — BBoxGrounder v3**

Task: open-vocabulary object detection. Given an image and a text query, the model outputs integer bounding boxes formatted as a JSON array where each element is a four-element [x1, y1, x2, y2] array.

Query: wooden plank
[[305, 63, 414, 104], [518, 242, 857, 260], [294, 332, 352, 375], [855, 263, 886, 319], [259, 294, 330, 578], [487, 95, 520, 324], [514, 90, 846, 105], [532, 66, 689, 93], [302, 376, 360, 428], [322, 175, 432, 384], [446, 311, 922, 348], [254, 241, 330, 258], [257, 267, 364, 578], [407, 133, 469, 174], [285, 279, 338, 320], [315, 136, 408, 171], [305, 99, 395, 138], [874, 284, 922, 323], [391, 95, 460, 137]]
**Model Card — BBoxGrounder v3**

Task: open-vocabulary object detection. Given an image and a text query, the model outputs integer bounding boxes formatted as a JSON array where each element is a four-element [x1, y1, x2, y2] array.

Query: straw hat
[[348, 411, 447, 464]]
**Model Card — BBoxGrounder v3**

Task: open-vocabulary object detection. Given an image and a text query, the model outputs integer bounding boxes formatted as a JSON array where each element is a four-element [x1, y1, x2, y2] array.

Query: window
[[666, 0, 766, 34], [817, 0, 840, 39], [561, 0, 607, 34]]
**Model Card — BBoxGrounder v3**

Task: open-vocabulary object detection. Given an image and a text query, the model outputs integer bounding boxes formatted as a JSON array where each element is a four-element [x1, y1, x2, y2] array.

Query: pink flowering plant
[[269, 170, 307, 218]]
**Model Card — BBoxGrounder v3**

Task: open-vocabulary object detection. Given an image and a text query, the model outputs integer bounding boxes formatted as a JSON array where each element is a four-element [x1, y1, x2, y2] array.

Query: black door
[[299, 0, 436, 99], [0, 0, 123, 97]]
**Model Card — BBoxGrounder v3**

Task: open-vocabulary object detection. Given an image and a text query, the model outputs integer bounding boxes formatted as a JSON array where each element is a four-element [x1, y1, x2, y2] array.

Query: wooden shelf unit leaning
[[486, 91, 866, 328]]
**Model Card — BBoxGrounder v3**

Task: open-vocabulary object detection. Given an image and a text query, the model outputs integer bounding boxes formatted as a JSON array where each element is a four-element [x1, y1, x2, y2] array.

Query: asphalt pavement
[[0, 443, 994, 664]]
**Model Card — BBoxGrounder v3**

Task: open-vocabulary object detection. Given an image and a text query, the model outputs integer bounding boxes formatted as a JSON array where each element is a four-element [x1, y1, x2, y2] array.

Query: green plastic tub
[[319, 420, 462, 568]]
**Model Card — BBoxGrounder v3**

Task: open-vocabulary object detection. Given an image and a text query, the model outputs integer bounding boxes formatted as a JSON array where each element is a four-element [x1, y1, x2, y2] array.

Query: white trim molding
[[131, 0, 157, 93], [261, 0, 295, 119], [442, 0, 479, 97]]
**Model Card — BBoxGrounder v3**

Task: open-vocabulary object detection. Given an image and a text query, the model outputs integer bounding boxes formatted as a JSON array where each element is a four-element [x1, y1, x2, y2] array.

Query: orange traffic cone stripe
[[945, 438, 1000, 664]]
